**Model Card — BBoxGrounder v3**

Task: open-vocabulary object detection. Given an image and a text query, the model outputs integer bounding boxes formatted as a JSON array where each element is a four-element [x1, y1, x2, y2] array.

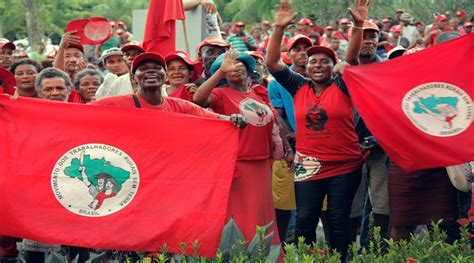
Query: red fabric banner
[[343, 34, 474, 171], [0, 95, 238, 257], [143, 0, 185, 56]]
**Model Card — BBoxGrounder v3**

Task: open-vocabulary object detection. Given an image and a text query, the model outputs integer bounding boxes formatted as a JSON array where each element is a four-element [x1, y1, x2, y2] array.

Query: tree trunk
[[21, 0, 43, 50]]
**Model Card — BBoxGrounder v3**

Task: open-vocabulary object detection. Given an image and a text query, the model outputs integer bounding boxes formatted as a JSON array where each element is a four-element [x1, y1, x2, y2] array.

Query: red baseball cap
[[325, 26, 335, 30], [0, 67, 16, 95], [298, 18, 313, 26], [131, 52, 166, 74], [390, 25, 402, 33], [67, 43, 84, 53], [66, 17, 112, 45], [363, 20, 380, 33], [456, 10, 466, 18], [247, 51, 264, 61], [464, 22, 473, 28], [0, 41, 16, 50], [234, 21, 246, 27], [306, 46, 337, 64], [288, 34, 314, 51], [382, 18, 391, 23], [196, 37, 230, 54], [414, 21, 424, 26], [165, 50, 202, 81], [121, 42, 145, 53], [435, 14, 448, 23]]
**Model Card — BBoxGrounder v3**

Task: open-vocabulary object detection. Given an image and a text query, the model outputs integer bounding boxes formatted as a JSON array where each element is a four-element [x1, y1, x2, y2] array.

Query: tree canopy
[[1, 0, 472, 43]]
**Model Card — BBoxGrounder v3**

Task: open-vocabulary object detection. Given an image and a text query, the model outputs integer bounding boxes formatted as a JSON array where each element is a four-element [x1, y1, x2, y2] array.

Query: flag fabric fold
[[143, 0, 185, 56], [343, 34, 474, 171], [0, 95, 238, 257]]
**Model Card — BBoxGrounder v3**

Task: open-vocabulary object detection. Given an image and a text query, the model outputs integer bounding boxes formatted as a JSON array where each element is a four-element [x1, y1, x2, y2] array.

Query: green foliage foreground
[[115, 220, 473, 263]]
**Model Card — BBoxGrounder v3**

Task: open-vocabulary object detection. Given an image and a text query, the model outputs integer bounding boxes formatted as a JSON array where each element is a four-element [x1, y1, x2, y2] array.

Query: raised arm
[[193, 50, 237, 107], [265, 0, 297, 72], [53, 31, 81, 71], [344, 0, 371, 66]]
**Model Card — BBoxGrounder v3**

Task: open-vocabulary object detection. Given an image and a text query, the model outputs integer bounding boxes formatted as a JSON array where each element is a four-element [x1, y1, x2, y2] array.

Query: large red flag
[[343, 34, 474, 171], [0, 95, 238, 257], [143, 0, 185, 55]]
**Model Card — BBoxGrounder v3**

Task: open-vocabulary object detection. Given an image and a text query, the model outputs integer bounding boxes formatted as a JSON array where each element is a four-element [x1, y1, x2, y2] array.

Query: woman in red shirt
[[193, 51, 280, 245], [265, 1, 368, 260], [162, 51, 202, 101]]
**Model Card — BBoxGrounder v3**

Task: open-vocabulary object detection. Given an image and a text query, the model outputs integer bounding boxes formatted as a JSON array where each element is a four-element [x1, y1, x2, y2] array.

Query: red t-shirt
[[168, 85, 193, 102], [293, 82, 363, 180], [331, 31, 349, 41], [92, 93, 219, 119], [210, 87, 274, 160]]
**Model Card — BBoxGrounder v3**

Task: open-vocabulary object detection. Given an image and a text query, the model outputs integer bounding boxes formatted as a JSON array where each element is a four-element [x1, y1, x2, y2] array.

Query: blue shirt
[[268, 78, 296, 132]]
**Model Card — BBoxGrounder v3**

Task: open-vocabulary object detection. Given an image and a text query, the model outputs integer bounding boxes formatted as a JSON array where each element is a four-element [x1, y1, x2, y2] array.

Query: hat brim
[[66, 17, 112, 45], [165, 54, 203, 81], [121, 45, 145, 53], [0, 42, 16, 50], [210, 52, 256, 76], [306, 46, 337, 64], [131, 52, 166, 73]]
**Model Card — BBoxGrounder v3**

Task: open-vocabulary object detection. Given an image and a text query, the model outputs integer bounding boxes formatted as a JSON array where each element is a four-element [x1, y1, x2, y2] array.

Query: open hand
[[60, 31, 81, 49], [273, 0, 298, 28], [201, 0, 217, 14], [219, 49, 238, 73], [348, 0, 371, 26]]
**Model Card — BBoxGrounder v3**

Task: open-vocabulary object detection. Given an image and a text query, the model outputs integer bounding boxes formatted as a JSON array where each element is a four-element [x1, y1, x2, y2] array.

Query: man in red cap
[[320, 26, 335, 47], [381, 18, 391, 33], [227, 22, 257, 52], [345, 19, 391, 247], [53, 32, 87, 83], [424, 14, 452, 47], [332, 18, 351, 52], [121, 42, 145, 68], [0, 40, 16, 69], [195, 37, 230, 85], [461, 22, 473, 35], [297, 18, 320, 45]]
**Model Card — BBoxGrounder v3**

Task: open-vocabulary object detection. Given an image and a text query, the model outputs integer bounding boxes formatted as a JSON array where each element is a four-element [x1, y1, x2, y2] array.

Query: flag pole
[[181, 20, 191, 54]]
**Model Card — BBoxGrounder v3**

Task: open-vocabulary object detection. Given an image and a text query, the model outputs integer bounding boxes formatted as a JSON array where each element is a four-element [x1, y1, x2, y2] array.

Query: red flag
[[0, 96, 238, 257], [143, 0, 185, 55], [343, 34, 474, 171]]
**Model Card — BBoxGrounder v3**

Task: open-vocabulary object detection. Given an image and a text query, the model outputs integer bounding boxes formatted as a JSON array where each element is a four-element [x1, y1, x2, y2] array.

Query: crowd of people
[[0, 0, 473, 262]]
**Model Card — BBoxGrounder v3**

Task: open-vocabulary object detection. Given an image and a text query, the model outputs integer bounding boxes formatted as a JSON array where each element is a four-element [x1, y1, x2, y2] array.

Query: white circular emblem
[[239, 98, 273, 127], [51, 144, 140, 217], [402, 82, 472, 137], [294, 152, 322, 182]]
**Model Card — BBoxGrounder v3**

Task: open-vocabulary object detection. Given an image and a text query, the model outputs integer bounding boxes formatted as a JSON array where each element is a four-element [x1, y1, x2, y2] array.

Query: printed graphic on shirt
[[239, 98, 273, 127], [294, 152, 322, 181], [402, 82, 472, 137], [305, 105, 328, 131], [51, 144, 139, 217]]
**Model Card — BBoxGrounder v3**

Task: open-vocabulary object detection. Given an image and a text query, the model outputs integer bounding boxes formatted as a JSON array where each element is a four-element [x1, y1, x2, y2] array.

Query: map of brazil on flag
[[343, 34, 474, 171], [0, 96, 239, 256]]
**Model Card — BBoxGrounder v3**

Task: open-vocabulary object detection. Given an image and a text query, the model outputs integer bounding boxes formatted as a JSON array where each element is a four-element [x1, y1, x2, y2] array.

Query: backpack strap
[[132, 94, 141, 108], [334, 75, 350, 97]]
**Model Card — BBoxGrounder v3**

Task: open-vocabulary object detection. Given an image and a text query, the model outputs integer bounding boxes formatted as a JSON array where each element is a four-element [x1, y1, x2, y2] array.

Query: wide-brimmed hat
[[210, 52, 256, 75]]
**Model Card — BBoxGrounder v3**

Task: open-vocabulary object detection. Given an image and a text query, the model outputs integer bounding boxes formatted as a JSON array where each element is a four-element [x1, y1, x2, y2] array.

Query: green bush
[[126, 220, 473, 263]]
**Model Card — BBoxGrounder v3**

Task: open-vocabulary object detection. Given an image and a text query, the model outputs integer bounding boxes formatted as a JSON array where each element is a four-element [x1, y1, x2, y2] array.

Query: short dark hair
[[9, 59, 43, 75], [73, 69, 103, 90], [35, 68, 72, 93]]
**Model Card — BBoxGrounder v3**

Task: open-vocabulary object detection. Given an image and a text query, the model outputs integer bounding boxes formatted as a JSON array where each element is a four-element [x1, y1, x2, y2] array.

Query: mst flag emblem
[[52, 144, 139, 217]]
